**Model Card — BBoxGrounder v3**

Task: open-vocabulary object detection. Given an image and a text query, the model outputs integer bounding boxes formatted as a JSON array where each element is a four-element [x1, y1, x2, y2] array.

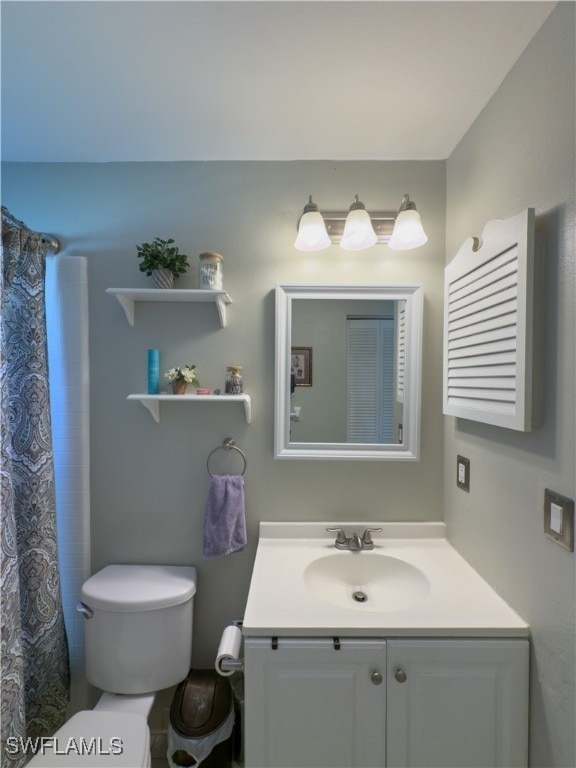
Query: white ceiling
[[1, 1, 556, 162]]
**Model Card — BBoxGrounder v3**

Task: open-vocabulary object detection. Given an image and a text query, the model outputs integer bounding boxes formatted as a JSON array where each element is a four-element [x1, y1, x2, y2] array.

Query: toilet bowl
[[27, 564, 197, 767], [27, 710, 151, 768]]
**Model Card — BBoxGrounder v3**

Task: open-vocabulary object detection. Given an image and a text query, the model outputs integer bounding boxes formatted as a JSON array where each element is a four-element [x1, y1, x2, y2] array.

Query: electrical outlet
[[544, 489, 574, 551], [457, 455, 470, 492]]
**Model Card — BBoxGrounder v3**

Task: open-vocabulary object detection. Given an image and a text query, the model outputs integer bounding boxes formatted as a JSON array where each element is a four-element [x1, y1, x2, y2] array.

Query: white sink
[[242, 522, 530, 637], [303, 552, 430, 612]]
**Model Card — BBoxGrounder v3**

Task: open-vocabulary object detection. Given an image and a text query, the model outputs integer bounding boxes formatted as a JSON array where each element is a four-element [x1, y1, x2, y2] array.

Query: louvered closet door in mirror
[[347, 317, 395, 443]]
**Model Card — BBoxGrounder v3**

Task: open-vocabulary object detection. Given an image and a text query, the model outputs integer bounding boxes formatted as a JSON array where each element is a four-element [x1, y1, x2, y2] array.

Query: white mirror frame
[[275, 284, 423, 460]]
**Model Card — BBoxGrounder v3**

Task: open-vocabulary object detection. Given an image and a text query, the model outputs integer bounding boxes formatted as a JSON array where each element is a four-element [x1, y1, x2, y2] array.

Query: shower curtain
[[1, 209, 70, 768]]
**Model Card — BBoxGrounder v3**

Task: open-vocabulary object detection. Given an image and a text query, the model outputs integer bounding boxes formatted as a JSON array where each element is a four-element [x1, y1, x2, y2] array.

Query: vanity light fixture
[[388, 194, 428, 251], [294, 193, 428, 252], [293, 196, 331, 251], [340, 195, 378, 251]]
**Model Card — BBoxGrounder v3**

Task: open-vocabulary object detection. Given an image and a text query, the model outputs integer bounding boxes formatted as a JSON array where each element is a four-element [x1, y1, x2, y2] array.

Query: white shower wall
[[46, 255, 91, 715]]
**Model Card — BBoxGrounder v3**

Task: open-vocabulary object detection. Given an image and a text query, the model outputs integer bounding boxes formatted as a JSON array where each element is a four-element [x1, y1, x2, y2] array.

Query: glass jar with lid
[[225, 365, 243, 394], [198, 252, 223, 290]]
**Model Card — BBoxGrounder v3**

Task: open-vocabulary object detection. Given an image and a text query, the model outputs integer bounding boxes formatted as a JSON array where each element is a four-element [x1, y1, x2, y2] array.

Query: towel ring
[[207, 437, 247, 477]]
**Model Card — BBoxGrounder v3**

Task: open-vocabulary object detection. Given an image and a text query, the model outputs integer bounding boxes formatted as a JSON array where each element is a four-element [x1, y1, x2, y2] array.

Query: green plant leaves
[[136, 237, 190, 277]]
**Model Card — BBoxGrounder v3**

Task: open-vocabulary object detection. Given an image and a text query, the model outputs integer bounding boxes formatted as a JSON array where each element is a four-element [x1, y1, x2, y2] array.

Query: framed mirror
[[275, 284, 423, 460]]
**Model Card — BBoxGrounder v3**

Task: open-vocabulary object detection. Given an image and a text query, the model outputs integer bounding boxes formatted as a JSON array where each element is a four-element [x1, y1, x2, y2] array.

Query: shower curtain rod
[[2, 206, 60, 253], [39, 234, 60, 253]]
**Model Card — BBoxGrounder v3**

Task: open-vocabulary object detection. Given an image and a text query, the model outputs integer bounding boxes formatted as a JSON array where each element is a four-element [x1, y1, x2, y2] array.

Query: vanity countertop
[[242, 522, 529, 638]]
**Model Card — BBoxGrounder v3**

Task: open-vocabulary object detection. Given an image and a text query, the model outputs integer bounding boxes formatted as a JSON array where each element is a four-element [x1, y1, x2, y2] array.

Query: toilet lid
[[26, 711, 150, 767], [81, 564, 197, 612]]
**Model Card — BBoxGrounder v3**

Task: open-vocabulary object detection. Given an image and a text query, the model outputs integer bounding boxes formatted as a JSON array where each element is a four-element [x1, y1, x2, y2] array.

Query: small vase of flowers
[[165, 365, 200, 395]]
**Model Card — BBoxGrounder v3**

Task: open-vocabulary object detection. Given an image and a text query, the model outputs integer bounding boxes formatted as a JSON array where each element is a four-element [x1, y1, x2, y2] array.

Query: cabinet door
[[244, 637, 387, 768], [386, 639, 529, 768]]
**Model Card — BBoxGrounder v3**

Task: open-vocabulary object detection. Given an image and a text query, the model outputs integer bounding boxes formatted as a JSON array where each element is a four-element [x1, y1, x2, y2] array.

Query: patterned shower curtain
[[1, 209, 70, 768]]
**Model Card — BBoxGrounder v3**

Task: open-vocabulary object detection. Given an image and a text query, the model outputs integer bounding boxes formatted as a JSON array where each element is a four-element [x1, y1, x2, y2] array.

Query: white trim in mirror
[[275, 284, 423, 460]]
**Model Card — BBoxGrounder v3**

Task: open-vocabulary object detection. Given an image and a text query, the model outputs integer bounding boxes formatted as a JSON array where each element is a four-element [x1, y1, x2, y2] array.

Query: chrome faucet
[[326, 527, 383, 551], [360, 527, 382, 550], [348, 532, 362, 551]]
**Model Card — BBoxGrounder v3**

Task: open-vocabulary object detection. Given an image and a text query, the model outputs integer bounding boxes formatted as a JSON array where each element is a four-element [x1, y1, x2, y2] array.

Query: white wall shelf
[[106, 288, 232, 328], [128, 393, 252, 424]]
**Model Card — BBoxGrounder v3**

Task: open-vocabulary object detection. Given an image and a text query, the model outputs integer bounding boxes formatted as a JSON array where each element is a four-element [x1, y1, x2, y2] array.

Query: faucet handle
[[326, 527, 347, 546], [361, 527, 383, 546]]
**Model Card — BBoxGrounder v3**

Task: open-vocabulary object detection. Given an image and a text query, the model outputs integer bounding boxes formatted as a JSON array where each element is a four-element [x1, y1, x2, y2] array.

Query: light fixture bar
[[321, 212, 396, 244], [294, 194, 427, 251]]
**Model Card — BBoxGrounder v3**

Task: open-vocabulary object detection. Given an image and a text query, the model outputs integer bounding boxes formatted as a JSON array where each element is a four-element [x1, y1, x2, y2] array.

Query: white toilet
[[28, 564, 197, 767]]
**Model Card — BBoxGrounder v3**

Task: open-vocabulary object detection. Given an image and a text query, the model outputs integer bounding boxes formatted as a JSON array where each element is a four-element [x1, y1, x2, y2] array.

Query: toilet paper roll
[[215, 625, 242, 676]]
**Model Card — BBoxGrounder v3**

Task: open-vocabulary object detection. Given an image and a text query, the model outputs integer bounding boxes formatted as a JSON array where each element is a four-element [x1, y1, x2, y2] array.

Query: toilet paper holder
[[218, 657, 244, 673], [215, 619, 244, 675]]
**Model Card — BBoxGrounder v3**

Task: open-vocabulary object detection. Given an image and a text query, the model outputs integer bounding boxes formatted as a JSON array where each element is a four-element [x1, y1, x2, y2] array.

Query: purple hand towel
[[203, 474, 247, 557]]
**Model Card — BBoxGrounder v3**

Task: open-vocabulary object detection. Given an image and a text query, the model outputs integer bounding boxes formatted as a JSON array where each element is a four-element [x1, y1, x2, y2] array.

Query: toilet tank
[[80, 564, 197, 695]]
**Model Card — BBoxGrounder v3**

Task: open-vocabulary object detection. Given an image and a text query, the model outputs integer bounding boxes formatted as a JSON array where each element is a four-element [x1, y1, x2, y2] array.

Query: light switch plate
[[457, 455, 470, 492], [544, 489, 574, 551], [550, 502, 563, 534]]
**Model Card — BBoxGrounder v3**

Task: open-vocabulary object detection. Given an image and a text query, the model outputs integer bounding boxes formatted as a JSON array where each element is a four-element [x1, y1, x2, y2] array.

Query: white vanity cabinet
[[244, 636, 529, 768], [386, 639, 529, 767], [244, 637, 387, 768]]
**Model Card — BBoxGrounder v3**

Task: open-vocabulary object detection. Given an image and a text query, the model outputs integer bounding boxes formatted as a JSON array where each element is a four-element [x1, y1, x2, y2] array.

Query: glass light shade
[[388, 208, 428, 250], [340, 208, 378, 251], [294, 210, 331, 251]]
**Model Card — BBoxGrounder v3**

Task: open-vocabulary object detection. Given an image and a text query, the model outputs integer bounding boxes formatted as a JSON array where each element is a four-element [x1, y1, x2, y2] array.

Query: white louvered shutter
[[443, 209, 534, 430]]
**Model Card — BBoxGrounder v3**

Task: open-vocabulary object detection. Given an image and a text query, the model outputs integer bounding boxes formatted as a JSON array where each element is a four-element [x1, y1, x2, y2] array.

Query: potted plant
[[164, 365, 200, 395], [136, 237, 190, 288]]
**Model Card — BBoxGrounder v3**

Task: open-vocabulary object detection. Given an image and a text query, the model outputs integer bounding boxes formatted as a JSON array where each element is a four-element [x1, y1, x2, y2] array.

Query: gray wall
[[445, 5, 575, 766], [1, 160, 446, 671]]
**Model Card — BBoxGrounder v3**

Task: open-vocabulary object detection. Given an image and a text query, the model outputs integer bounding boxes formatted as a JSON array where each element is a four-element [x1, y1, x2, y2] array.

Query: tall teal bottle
[[148, 349, 160, 394]]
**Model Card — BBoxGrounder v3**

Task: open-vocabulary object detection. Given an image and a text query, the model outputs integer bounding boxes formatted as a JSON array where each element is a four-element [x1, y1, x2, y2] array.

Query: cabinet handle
[[370, 671, 383, 685], [395, 668, 407, 683]]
